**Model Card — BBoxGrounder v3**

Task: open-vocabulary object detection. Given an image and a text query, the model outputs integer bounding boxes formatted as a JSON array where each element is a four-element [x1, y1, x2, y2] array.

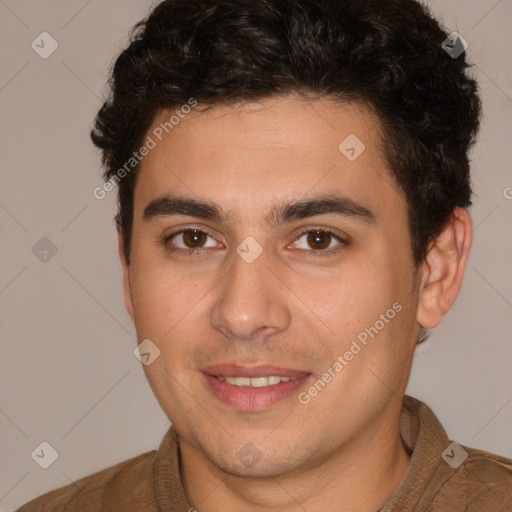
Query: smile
[[202, 366, 312, 411], [217, 375, 303, 387]]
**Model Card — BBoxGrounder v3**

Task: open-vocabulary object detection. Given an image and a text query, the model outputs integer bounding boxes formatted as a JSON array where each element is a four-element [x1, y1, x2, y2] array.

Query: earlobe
[[118, 229, 135, 321], [416, 208, 472, 329]]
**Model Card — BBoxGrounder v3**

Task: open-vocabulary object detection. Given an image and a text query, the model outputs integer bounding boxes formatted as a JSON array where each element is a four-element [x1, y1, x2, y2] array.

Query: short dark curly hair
[[91, 0, 481, 267]]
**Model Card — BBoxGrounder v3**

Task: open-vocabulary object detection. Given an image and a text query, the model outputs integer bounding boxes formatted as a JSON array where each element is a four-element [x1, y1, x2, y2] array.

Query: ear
[[118, 227, 134, 321], [416, 207, 472, 329]]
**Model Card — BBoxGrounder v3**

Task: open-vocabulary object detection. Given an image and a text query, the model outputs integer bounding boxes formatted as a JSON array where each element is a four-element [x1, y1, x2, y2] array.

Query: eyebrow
[[142, 194, 376, 227]]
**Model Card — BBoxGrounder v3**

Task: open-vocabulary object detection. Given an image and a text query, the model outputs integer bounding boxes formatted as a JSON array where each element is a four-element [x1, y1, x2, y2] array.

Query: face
[[122, 97, 422, 478]]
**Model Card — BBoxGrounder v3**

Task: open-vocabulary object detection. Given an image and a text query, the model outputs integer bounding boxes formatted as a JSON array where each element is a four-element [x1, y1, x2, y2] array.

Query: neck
[[180, 404, 411, 512]]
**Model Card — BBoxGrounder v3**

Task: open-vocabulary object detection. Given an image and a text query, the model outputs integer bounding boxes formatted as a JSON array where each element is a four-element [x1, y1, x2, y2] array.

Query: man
[[18, 0, 512, 510]]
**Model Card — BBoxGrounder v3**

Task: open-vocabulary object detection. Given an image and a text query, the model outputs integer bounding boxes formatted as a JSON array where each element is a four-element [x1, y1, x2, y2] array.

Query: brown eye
[[165, 229, 219, 253], [306, 230, 332, 250], [182, 229, 208, 248], [292, 229, 347, 254]]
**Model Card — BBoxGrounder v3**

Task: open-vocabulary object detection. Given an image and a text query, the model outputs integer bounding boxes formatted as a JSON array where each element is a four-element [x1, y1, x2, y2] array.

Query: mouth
[[201, 364, 312, 411], [218, 375, 303, 387]]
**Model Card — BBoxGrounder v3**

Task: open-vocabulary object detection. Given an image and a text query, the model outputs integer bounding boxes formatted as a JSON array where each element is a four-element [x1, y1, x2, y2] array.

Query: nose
[[210, 251, 291, 341]]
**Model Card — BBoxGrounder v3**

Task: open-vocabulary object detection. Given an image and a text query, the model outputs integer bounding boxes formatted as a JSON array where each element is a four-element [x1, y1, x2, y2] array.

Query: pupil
[[308, 231, 330, 250], [184, 230, 205, 248]]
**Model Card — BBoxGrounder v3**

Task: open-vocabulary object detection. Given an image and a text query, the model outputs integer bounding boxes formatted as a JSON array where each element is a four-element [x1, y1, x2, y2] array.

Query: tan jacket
[[18, 396, 512, 511]]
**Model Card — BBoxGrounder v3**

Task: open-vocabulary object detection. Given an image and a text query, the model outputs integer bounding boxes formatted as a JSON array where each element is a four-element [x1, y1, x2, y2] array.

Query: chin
[[218, 458, 297, 480], [209, 443, 305, 480]]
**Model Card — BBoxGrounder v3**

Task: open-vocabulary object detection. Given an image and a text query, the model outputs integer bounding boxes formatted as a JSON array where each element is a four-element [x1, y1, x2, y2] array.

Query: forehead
[[134, 97, 404, 222]]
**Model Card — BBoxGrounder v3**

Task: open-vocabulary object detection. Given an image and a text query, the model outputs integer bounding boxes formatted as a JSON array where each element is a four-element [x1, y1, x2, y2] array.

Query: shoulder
[[453, 445, 512, 487], [434, 444, 512, 511], [16, 450, 158, 512]]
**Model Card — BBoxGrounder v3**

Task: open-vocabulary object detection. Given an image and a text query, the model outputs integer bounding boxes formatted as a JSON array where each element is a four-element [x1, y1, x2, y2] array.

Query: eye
[[291, 229, 347, 254], [163, 229, 220, 253]]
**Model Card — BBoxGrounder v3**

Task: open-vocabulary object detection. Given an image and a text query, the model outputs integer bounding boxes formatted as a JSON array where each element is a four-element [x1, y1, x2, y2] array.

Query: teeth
[[222, 375, 300, 387], [250, 377, 269, 388]]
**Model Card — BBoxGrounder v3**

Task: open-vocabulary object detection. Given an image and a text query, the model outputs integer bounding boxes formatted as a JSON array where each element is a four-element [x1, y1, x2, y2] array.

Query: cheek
[[129, 257, 220, 367], [296, 259, 395, 333], [316, 258, 414, 363], [129, 259, 191, 337]]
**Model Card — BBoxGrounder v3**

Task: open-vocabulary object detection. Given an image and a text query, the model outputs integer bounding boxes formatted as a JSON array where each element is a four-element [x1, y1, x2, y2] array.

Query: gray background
[[1, 0, 511, 510]]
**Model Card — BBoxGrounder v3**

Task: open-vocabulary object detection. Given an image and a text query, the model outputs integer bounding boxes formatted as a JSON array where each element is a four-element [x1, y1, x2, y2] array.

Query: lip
[[201, 364, 312, 411]]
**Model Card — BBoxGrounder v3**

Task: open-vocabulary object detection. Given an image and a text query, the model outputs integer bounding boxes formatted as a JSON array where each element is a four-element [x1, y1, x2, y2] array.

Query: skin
[[120, 96, 472, 512]]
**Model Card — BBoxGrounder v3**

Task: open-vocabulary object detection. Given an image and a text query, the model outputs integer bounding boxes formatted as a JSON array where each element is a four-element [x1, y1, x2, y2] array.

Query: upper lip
[[201, 364, 310, 378]]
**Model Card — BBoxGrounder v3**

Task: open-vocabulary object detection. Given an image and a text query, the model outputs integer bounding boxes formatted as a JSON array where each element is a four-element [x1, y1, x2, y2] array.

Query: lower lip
[[203, 373, 311, 411]]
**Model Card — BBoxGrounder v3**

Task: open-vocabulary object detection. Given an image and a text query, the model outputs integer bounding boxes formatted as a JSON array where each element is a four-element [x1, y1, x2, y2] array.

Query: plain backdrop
[[1, 0, 511, 510]]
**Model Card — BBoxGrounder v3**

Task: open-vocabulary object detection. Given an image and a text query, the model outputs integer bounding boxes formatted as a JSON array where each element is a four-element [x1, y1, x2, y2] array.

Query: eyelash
[[290, 228, 348, 257], [161, 227, 348, 257]]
